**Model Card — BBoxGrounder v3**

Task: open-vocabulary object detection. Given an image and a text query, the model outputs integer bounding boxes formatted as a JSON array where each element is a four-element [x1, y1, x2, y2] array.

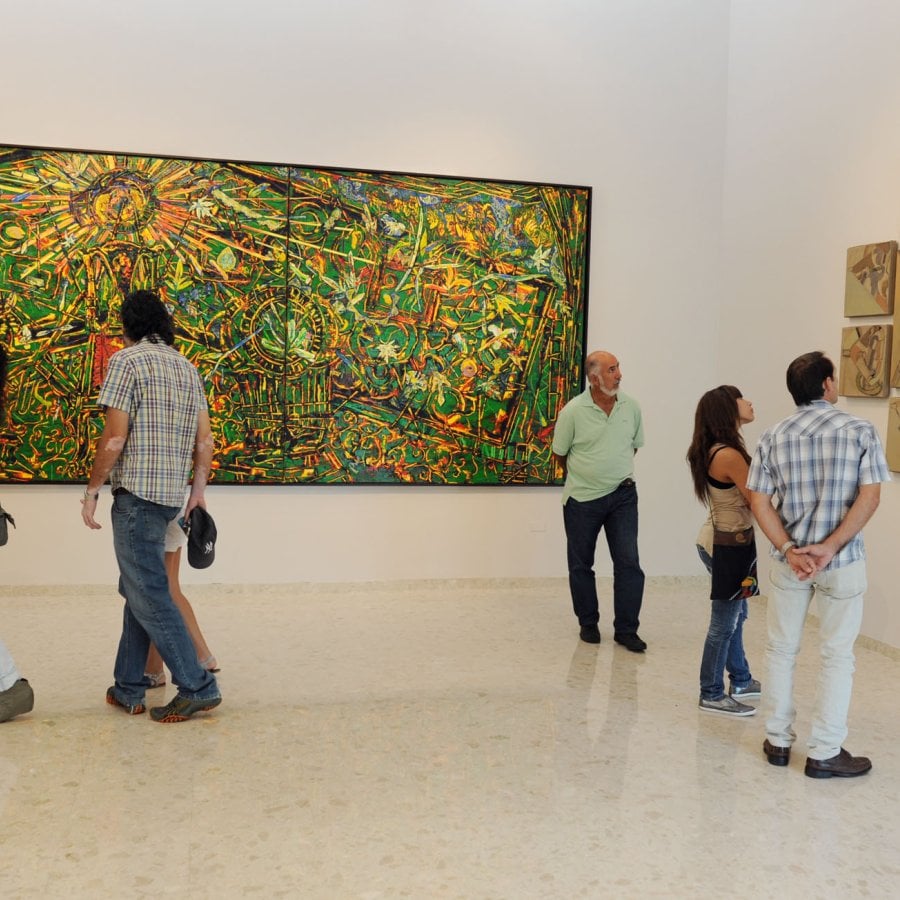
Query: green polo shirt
[[552, 389, 644, 503]]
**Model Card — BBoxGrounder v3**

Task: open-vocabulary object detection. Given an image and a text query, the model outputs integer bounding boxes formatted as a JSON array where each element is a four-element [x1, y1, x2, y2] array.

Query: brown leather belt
[[713, 527, 754, 546]]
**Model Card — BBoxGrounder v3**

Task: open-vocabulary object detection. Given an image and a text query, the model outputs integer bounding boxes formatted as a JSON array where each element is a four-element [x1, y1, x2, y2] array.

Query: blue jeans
[[110, 491, 219, 706], [697, 545, 752, 699], [563, 482, 644, 634]]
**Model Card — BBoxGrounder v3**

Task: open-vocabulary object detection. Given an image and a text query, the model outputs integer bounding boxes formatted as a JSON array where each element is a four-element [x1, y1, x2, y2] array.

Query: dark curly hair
[[120, 290, 175, 346], [686, 385, 750, 503]]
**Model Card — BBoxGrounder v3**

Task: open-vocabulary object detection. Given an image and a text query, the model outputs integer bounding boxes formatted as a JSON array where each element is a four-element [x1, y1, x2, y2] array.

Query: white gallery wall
[[1, 2, 896, 646], [722, 0, 900, 647], [0, 0, 730, 584]]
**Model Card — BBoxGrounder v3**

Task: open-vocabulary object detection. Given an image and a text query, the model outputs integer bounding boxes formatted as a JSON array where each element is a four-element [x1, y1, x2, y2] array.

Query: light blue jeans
[[110, 491, 219, 706], [765, 558, 865, 760], [0, 637, 22, 691]]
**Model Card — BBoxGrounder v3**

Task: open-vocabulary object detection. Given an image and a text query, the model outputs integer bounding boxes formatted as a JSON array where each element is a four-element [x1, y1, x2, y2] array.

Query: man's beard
[[599, 384, 619, 397]]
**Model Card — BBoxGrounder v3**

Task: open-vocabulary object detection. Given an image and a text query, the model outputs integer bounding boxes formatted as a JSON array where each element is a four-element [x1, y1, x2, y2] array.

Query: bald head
[[586, 350, 615, 375], [586, 350, 621, 397]]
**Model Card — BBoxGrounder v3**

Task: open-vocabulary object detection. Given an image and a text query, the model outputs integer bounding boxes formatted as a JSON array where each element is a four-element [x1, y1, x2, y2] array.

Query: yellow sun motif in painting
[[1, 152, 267, 282]]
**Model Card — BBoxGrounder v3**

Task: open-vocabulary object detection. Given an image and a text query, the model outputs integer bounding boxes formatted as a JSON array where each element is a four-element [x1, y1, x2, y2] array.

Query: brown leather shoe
[[763, 739, 790, 767], [804, 748, 872, 779]]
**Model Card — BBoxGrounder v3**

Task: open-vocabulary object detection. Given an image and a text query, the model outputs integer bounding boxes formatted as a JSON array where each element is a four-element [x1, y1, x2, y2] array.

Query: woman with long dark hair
[[687, 385, 760, 717]]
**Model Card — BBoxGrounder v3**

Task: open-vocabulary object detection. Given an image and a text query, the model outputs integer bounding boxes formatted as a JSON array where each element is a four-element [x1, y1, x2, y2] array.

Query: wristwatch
[[780, 540, 796, 556], [83, 487, 100, 501]]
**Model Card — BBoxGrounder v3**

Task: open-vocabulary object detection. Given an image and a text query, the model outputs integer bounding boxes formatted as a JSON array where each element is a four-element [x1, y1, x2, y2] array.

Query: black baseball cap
[[186, 506, 217, 569]]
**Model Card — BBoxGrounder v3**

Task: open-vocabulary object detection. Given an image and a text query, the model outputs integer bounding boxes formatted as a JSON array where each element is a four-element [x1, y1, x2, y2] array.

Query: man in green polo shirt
[[552, 350, 647, 651]]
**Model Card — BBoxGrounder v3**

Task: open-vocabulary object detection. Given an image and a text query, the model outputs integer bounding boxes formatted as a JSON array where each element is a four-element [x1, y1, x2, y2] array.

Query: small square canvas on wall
[[844, 241, 896, 316], [838, 325, 892, 398], [892, 319, 900, 388], [886, 399, 900, 473]]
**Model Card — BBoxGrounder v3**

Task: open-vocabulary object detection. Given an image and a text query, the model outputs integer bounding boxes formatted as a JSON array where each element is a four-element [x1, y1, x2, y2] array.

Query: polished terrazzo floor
[[1, 577, 898, 899]]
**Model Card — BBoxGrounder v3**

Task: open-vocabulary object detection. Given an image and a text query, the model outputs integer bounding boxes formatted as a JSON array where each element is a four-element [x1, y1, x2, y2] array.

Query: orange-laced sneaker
[[149, 694, 221, 723], [105, 686, 146, 715]]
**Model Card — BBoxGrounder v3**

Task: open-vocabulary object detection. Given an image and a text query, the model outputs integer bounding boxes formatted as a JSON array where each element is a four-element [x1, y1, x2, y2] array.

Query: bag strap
[[706, 447, 725, 530]]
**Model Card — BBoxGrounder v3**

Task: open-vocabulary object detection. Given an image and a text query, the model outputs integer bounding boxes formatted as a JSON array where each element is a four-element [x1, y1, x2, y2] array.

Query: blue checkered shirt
[[747, 400, 890, 569], [97, 338, 207, 507]]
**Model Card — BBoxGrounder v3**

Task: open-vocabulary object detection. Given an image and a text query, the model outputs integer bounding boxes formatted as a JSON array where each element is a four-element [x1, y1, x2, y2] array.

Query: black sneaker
[[150, 694, 222, 723], [614, 633, 647, 652]]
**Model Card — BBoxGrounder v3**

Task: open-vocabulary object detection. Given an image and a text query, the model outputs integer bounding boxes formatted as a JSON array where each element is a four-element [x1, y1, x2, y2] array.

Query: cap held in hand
[[185, 506, 217, 569]]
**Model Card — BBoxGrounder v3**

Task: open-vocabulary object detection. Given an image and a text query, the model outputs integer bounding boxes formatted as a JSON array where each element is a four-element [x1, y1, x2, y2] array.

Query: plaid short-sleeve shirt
[[747, 400, 890, 569], [97, 338, 207, 507]]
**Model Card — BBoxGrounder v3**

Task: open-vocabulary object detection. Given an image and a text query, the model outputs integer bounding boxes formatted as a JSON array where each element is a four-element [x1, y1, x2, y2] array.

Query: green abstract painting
[[0, 145, 590, 485]]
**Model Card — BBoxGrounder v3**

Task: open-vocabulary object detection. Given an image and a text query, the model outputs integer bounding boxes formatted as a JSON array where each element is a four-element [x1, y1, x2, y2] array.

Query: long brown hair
[[686, 385, 750, 503]]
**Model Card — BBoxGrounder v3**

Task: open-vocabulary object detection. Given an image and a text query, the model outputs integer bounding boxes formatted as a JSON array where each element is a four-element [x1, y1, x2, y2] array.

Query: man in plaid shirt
[[81, 290, 221, 723], [748, 351, 889, 778]]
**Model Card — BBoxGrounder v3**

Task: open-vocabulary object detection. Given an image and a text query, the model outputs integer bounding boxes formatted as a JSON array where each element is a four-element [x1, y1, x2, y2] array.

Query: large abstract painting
[[0, 145, 590, 485]]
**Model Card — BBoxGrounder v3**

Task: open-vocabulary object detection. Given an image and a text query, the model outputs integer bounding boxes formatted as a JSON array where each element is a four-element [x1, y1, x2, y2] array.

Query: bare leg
[[145, 547, 216, 679]]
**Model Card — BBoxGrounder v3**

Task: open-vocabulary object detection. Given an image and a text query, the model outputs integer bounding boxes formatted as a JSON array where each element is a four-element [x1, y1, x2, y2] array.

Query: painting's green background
[[0, 146, 589, 484]]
